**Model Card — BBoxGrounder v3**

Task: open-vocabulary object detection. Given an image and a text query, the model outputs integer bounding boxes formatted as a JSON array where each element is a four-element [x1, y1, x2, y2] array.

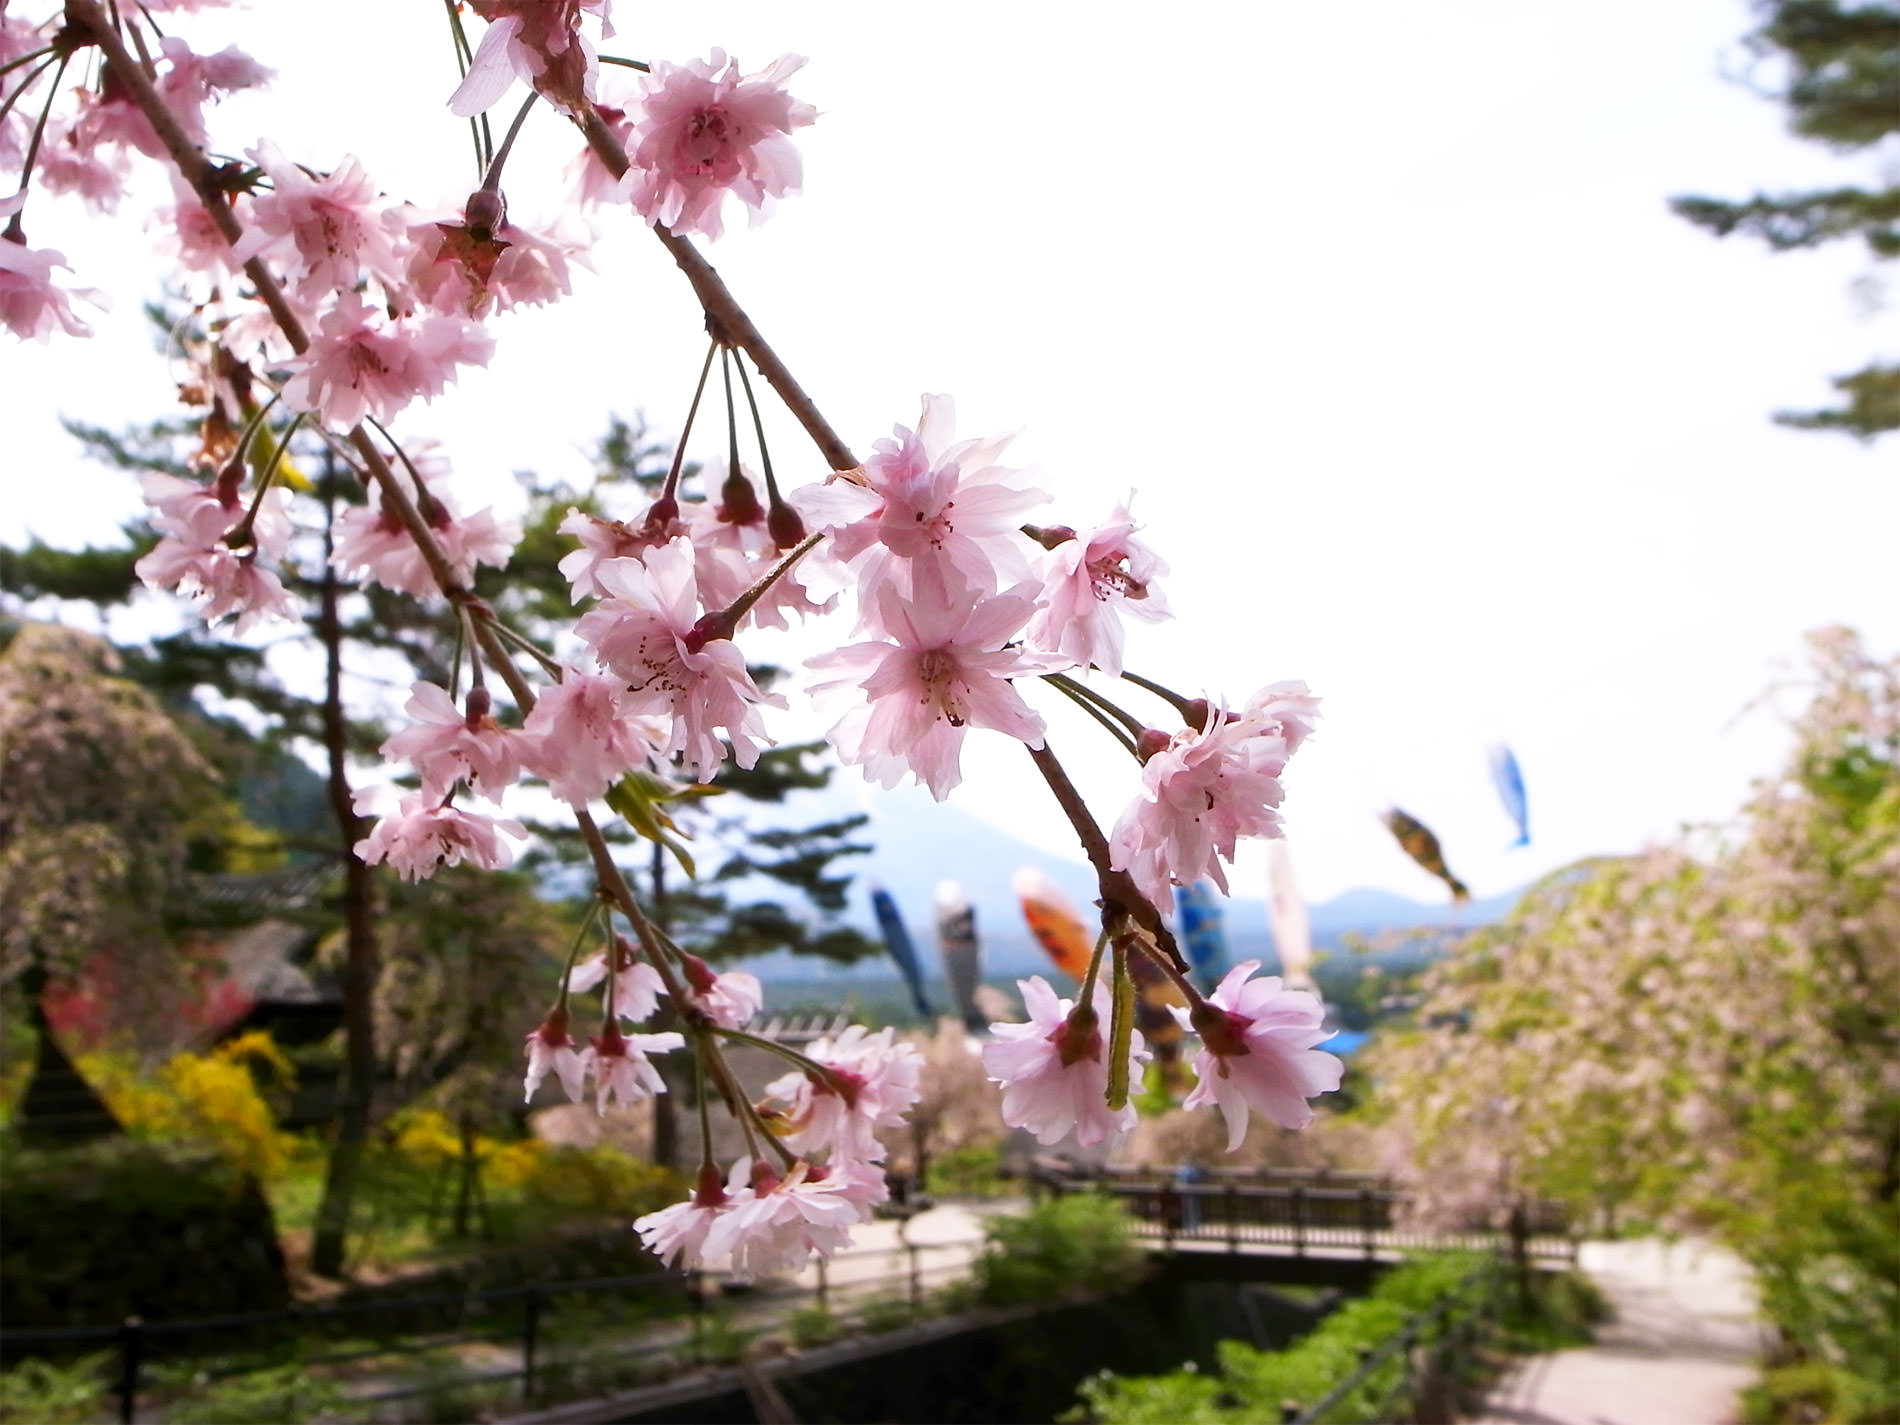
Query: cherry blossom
[[1179, 961, 1342, 1148], [1109, 699, 1303, 905], [634, 1162, 739, 1270], [380, 682, 522, 797], [797, 395, 1048, 602], [626, 50, 816, 241], [133, 473, 300, 631], [518, 670, 659, 806], [585, 1020, 683, 1112], [449, 0, 612, 118], [523, 1007, 588, 1103], [1, 225, 102, 342], [762, 1024, 923, 1164], [982, 976, 1148, 1147], [807, 573, 1055, 800], [331, 444, 520, 599], [680, 954, 763, 1030], [351, 788, 526, 880], [573, 538, 781, 779], [568, 935, 665, 1023], [400, 204, 589, 318], [700, 1158, 885, 1280], [232, 143, 404, 301], [1024, 502, 1171, 678], [280, 292, 492, 431]]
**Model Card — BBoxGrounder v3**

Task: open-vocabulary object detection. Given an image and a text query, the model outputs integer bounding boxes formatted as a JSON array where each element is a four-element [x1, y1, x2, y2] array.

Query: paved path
[[1476, 1239, 1763, 1425]]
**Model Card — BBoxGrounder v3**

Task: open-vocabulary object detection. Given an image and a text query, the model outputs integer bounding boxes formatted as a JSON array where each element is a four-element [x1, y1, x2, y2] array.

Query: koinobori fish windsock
[[1173, 882, 1230, 993], [871, 887, 935, 1018], [1012, 866, 1092, 983], [1381, 807, 1471, 903], [1487, 743, 1530, 848], [934, 879, 986, 1032], [1263, 840, 1316, 990]]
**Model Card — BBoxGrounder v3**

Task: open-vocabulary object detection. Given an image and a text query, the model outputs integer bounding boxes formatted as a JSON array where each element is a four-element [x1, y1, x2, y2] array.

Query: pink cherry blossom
[[982, 976, 1148, 1148], [1024, 502, 1171, 678], [573, 539, 781, 779], [807, 574, 1055, 801], [36, 117, 132, 214], [625, 50, 815, 241], [556, 507, 668, 601], [523, 1008, 588, 1103], [331, 444, 520, 599], [635, 1162, 741, 1270], [380, 682, 522, 797], [400, 205, 589, 318], [351, 788, 526, 880], [0, 228, 102, 342], [1109, 702, 1300, 905], [281, 292, 493, 431], [568, 935, 666, 1023], [1241, 680, 1322, 758], [680, 954, 763, 1030], [133, 473, 299, 631], [450, 0, 612, 118], [700, 1158, 884, 1280], [152, 36, 270, 147], [762, 1025, 922, 1165], [585, 1021, 683, 1113], [796, 395, 1048, 603], [1178, 961, 1343, 1149], [518, 670, 659, 806], [232, 143, 405, 301]]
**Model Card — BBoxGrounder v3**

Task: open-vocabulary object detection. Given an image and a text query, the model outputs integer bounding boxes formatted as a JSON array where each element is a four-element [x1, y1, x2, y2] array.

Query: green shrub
[[0, 1140, 288, 1329], [789, 1305, 842, 1348], [855, 1295, 920, 1334], [930, 1142, 1010, 1198], [1077, 1252, 1498, 1425], [0, 1353, 111, 1425], [974, 1195, 1146, 1307], [160, 1364, 344, 1425]]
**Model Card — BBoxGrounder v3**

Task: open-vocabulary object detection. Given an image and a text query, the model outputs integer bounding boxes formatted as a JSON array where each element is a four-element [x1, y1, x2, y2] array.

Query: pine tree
[[1671, 0, 1900, 439]]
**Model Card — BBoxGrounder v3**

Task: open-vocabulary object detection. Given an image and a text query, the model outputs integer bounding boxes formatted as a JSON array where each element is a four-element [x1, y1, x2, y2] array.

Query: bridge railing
[[1032, 1164, 1575, 1266]]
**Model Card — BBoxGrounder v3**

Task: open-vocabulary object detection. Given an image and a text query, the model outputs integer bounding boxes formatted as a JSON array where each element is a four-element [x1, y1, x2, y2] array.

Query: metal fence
[[0, 1231, 987, 1424], [1035, 1166, 1575, 1268]]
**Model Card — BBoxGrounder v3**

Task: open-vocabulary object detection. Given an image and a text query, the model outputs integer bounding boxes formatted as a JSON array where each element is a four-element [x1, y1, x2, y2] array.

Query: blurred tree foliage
[[1671, 0, 1900, 440], [0, 624, 226, 1018], [1370, 628, 1899, 1416]]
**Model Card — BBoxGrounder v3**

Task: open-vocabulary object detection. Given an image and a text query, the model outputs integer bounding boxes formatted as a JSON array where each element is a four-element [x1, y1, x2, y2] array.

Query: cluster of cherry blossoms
[[4, 0, 1345, 1277]]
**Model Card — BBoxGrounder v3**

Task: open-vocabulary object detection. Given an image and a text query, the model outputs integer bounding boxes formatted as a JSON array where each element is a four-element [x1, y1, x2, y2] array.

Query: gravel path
[[1475, 1239, 1763, 1425]]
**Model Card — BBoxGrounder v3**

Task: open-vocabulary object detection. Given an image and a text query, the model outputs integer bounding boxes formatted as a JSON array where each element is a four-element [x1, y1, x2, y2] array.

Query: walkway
[[1475, 1239, 1762, 1425]]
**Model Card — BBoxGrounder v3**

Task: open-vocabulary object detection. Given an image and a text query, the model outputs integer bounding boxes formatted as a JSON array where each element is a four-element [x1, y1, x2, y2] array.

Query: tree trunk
[[648, 838, 680, 1171], [311, 471, 379, 1280]]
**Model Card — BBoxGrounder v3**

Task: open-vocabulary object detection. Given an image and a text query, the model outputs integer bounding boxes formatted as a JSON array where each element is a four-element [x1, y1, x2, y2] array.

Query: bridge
[[1029, 1162, 1575, 1288]]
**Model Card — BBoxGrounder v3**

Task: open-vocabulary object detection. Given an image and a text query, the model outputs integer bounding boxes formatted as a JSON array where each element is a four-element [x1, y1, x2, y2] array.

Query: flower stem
[[1041, 674, 1141, 756], [1022, 740, 1191, 978]]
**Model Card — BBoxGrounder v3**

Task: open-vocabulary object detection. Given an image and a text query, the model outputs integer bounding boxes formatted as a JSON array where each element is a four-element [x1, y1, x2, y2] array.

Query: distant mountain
[[732, 781, 1524, 991]]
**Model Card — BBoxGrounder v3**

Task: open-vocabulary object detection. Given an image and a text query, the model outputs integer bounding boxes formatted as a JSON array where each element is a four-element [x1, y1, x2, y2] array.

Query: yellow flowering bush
[[81, 1031, 295, 1180]]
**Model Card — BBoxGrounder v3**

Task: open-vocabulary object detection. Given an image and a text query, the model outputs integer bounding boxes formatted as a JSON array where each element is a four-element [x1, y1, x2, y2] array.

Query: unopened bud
[[682, 953, 719, 995], [642, 495, 679, 538], [464, 187, 506, 240], [1023, 523, 1077, 551], [1135, 728, 1173, 764], [766, 499, 806, 549], [693, 1161, 729, 1208], [718, 469, 764, 525], [682, 607, 739, 654]]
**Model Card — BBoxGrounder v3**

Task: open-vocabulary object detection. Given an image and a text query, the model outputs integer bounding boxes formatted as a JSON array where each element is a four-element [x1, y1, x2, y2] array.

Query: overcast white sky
[[5, 0, 1896, 906]]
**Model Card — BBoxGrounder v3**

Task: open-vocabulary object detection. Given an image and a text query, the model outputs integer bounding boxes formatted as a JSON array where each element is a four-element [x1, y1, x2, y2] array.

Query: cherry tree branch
[[575, 106, 859, 473], [1023, 741, 1190, 977]]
